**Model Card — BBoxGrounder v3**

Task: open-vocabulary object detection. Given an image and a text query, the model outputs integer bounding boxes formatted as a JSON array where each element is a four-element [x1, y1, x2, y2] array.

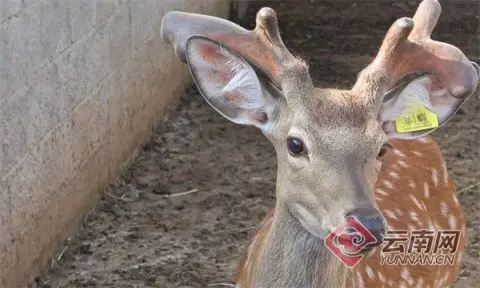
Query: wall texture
[[0, 0, 230, 286]]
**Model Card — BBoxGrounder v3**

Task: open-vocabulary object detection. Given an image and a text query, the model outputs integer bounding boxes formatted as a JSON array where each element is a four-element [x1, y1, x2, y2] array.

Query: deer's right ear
[[185, 36, 279, 130]]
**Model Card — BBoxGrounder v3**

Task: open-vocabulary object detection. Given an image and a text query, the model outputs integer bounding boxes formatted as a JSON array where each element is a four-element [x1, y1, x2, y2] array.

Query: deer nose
[[345, 208, 386, 250]]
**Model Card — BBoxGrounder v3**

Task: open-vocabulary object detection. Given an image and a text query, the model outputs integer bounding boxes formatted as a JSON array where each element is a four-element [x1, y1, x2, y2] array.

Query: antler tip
[[412, 0, 442, 38], [387, 17, 414, 43], [254, 7, 285, 47], [257, 7, 277, 21], [419, 0, 442, 17], [421, 0, 441, 11], [256, 7, 279, 31], [396, 17, 414, 29]]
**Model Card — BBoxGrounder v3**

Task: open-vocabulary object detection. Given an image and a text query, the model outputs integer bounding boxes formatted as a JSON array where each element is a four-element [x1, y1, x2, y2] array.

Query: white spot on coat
[[376, 188, 388, 196], [395, 208, 403, 216], [416, 278, 425, 288], [366, 265, 374, 279], [356, 271, 364, 288], [442, 162, 449, 185], [410, 194, 424, 211], [452, 194, 460, 206], [383, 180, 393, 189], [398, 160, 408, 168], [448, 215, 457, 229], [410, 212, 419, 221], [412, 151, 423, 157], [440, 202, 449, 216], [389, 171, 399, 179], [431, 168, 439, 186], [378, 272, 386, 283], [423, 182, 430, 198], [408, 179, 416, 189], [384, 209, 398, 220], [401, 268, 414, 285]]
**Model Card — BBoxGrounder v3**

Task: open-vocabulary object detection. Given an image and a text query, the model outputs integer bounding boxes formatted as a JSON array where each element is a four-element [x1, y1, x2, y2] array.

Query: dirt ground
[[36, 1, 480, 287]]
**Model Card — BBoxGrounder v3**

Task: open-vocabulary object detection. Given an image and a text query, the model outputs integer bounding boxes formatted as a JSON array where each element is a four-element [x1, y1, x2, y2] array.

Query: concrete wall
[[0, 0, 230, 286]]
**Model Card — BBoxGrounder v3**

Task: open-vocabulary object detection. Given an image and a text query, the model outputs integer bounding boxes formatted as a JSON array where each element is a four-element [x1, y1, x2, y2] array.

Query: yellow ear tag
[[395, 104, 439, 133]]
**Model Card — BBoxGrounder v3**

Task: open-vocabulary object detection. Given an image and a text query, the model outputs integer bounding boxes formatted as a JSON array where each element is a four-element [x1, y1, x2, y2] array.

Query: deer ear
[[185, 36, 279, 130], [472, 61, 480, 76], [378, 73, 472, 139]]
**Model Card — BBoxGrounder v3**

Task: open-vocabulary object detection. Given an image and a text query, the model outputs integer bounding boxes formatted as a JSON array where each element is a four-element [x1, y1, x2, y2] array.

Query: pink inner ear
[[428, 76, 451, 107], [197, 41, 222, 63], [187, 37, 268, 128], [225, 92, 248, 105], [424, 75, 463, 116], [209, 68, 232, 87], [194, 41, 233, 86], [248, 112, 268, 124], [429, 75, 443, 91]]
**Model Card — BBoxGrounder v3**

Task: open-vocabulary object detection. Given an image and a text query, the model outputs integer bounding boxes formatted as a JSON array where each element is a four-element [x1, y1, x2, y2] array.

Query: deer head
[[161, 0, 479, 244]]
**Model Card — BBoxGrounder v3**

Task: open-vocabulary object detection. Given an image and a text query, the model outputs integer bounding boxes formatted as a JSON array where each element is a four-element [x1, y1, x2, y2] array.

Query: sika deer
[[161, 0, 479, 287]]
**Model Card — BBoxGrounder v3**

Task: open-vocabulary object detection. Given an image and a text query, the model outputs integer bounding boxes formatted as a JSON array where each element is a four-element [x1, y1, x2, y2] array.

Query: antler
[[161, 8, 296, 87], [371, 0, 479, 98]]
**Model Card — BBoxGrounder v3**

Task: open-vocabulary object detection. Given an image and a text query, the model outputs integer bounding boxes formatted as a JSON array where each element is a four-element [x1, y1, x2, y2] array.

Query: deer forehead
[[284, 88, 384, 150], [284, 80, 377, 118], [316, 127, 381, 163]]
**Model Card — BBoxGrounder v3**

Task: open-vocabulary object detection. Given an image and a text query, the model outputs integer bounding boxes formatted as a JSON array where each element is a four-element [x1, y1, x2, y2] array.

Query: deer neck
[[253, 199, 348, 288]]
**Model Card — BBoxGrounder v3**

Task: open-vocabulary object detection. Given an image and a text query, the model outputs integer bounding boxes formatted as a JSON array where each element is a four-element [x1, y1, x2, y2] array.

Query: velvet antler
[[371, 0, 478, 98]]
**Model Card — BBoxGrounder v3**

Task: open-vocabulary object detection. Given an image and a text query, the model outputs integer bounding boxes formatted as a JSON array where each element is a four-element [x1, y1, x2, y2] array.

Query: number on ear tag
[[395, 105, 439, 133]]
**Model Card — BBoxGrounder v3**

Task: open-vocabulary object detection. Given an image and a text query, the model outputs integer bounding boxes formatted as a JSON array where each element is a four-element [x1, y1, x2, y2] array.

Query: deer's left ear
[[378, 72, 476, 139]]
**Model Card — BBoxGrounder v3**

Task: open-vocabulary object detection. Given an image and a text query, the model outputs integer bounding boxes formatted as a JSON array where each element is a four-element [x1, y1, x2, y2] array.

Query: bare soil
[[36, 1, 480, 287]]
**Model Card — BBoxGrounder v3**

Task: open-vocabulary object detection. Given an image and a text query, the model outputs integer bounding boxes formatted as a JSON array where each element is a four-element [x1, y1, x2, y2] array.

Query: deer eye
[[287, 137, 305, 156], [378, 143, 391, 157]]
